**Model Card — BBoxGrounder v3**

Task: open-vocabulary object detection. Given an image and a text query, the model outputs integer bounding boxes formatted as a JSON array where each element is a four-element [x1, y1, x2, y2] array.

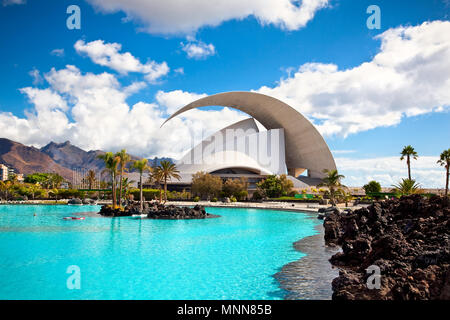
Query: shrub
[[252, 190, 263, 200], [230, 196, 237, 202], [130, 188, 160, 200], [222, 177, 249, 200], [256, 174, 293, 198], [193, 196, 200, 202], [211, 197, 218, 202], [363, 181, 382, 194], [191, 172, 222, 199]]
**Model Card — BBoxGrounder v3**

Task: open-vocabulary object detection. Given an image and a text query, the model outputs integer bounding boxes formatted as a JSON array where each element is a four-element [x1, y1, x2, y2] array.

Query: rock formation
[[324, 194, 449, 300], [98, 202, 215, 219]]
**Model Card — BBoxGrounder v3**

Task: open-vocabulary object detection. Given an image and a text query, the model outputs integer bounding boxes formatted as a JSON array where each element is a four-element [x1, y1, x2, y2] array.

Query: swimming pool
[[0, 205, 320, 299]]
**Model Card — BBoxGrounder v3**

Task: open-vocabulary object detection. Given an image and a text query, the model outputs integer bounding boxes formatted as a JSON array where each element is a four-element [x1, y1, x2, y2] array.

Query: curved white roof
[[163, 91, 336, 178]]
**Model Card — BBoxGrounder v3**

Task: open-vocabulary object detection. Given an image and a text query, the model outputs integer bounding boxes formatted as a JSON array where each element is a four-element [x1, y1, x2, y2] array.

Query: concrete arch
[[162, 91, 336, 179]]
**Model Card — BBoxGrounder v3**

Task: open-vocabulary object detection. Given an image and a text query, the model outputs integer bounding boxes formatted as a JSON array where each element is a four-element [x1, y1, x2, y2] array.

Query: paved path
[[166, 201, 367, 213]]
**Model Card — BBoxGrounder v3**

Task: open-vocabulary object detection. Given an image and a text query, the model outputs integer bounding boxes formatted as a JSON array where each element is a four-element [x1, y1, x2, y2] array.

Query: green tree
[[437, 148, 450, 197], [155, 160, 181, 203], [257, 174, 293, 198], [85, 170, 97, 190], [48, 188, 59, 201], [23, 173, 64, 189], [279, 174, 294, 195], [391, 178, 421, 195], [115, 149, 131, 206], [131, 158, 151, 212], [0, 180, 12, 201], [151, 167, 164, 202], [191, 172, 223, 200], [48, 173, 64, 189], [222, 177, 249, 200], [98, 152, 120, 209], [363, 180, 382, 194], [26, 183, 42, 200], [318, 169, 346, 206], [24, 173, 50, 185], [400, 145, 418, 180], [121, 177, 135, 199]]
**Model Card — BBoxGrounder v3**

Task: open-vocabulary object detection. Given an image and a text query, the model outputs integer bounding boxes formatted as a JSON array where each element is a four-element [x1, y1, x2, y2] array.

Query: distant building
[[60, 182, 69, 189], [7, 167, 15, 179], [0, 164, 9, 181]]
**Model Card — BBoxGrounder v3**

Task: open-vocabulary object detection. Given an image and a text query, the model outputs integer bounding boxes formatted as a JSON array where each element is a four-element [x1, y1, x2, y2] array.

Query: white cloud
[[2, 0, 25, 6], [181, 38, 216, 59], [174, 67, 184, 75], [336, 156, 446, 188], [155, 90, 207, 114], [51, 48, 65, 57], [0, 66, 244, 160], [28, 68, 43, 85], [74, 39, 169, 82], [256, 21, 450, 137], [86, 0, 329, 35]]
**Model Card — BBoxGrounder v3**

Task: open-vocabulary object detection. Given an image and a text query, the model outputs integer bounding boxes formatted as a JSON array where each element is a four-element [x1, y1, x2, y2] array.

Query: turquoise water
[[0, 205, 319, 300]]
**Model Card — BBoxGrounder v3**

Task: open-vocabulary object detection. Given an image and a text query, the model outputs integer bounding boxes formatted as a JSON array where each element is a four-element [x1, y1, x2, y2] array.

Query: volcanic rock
[[324, 194, 449, 300]]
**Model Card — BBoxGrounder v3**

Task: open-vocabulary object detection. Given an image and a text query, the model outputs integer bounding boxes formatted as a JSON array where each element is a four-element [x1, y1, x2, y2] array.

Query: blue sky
[[0, 0, 449, 187]]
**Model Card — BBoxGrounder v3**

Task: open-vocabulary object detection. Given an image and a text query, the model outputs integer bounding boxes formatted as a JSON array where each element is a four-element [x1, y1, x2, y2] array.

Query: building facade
[[161, 92, 337, 192], [0, 164, 8, 181]]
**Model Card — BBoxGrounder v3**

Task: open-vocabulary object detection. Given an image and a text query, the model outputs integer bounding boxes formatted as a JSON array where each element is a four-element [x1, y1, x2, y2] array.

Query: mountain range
[[0, 138, 173, 181]]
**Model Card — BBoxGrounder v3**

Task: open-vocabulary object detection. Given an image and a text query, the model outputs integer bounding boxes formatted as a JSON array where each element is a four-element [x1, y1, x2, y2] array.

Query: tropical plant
[[400, 145, 418, 180], [222, 177, 248, 200], [318, 169, 346, 206], [48, 188, 59, 201], [391, 178, 421, 195], [121, 177, 135, 199], [155, 160, 180, 203], [49, 173, 64, 189], [149, 167, 163, 202], [24, 173, 49, 185], [363, 180, 382, 194], [256, 174, 294, 198], [191, 171, 222, 200], [279, 174, 294, 195], [0, 180, 12, 201], [131, 158, 151, 212], [23, 173, 64, 189], [98, 152, 120, 209], [85, 170, 97, 190], [26, 183, 42, 200], [437, 148, 450, 196], [115, 149, 131, 206]]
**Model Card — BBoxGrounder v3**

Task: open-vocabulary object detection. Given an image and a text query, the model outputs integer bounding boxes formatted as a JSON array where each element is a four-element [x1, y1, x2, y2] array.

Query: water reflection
[[274, 224, 340, 300]]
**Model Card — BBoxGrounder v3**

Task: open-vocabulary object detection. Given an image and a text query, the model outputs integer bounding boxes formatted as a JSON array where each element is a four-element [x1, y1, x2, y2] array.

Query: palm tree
[[0, 180, 12, 201], [400, 145, 418, 180], [131, 159, 151, 212], [115, 149, 131, 206], [27, 183, 41, 200], [391, 178, 421, 195], [318, 169, 346, 206], [121, 177, 135, 200], [85, 170, 97, 190], [437, 149, 450, 196], [98, 152, 120, 208], [155, 160, 181, 203], [151, 167, 164, 202]]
